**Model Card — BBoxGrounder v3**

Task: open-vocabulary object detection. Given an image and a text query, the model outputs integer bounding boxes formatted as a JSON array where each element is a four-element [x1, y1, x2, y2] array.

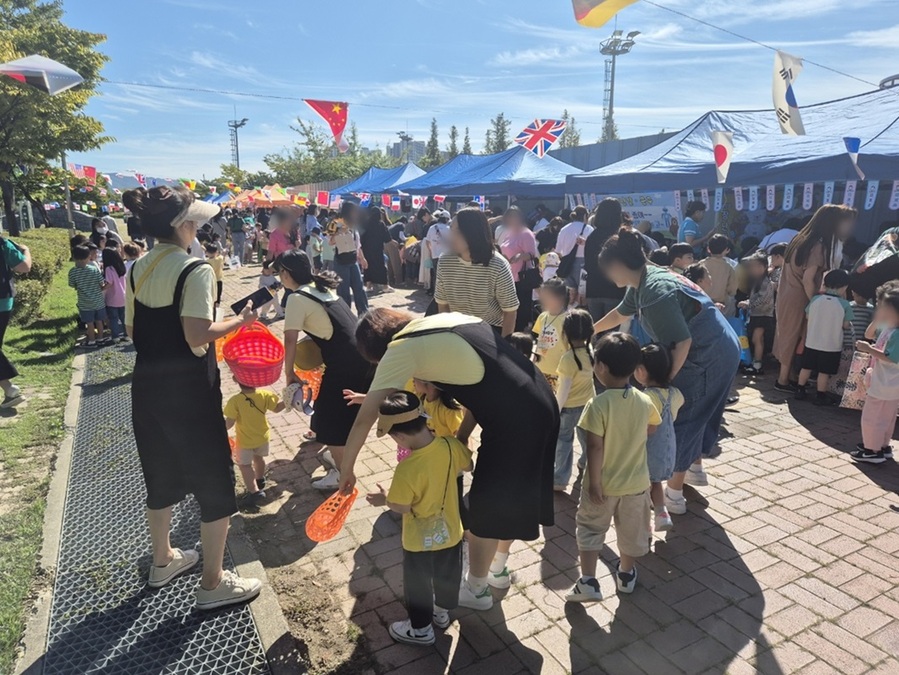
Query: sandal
[[302, 431, 317, 442]]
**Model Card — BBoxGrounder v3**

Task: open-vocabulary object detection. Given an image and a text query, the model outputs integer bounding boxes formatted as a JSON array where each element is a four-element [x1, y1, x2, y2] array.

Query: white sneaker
[[317, 448, 338, 472], [486, 566, 512, 590], [616, 564, 637, 594], [147, 548, 199, 588], [565, 578, 602, 603], [0, 385, 24, 409], [195, 570, 262, 610], [654, 511, 674, 532], [388, 620, 435, 646], [685, 466, 709, 487], [458, 582, 493, 610], [433, 609, 451, 629], [312, 468, 340, 491], [664, 488, 687, 515]]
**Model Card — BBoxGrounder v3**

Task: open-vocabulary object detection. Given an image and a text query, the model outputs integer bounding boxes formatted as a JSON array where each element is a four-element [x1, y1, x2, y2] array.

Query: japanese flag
[[710, 131, 734, 184]]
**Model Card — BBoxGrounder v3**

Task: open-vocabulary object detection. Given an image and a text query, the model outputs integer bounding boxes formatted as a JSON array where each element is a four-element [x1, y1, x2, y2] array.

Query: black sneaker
[[256, 477, 267, 490], [775, 381, 798, 393], [850, 447, 886, 464], [883, 446, 894, 460], [795, 385, 807, 401]]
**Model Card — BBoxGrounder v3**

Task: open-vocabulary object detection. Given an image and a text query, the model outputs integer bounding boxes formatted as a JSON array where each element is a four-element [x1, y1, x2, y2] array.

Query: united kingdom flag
[[514, 119, 567, 158]]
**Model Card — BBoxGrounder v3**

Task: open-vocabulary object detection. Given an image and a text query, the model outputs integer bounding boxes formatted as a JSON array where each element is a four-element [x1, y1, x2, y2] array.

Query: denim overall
[[645, 387, 676, 482], [635, 276, 741, 473]]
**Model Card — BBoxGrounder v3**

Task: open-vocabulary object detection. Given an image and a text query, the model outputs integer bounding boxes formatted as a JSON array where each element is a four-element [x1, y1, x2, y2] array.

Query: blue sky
[[63, 0, 899, 180]]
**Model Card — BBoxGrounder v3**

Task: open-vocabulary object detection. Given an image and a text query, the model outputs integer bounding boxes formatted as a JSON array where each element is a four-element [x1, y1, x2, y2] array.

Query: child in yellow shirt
[[224, 378, 285, 505], [533, 278, 569, 389], [205, 243, 225, 306]]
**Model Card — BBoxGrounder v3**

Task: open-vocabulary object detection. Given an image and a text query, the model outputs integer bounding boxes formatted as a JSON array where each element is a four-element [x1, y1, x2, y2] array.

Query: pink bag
[[840, 352, 872, 411]]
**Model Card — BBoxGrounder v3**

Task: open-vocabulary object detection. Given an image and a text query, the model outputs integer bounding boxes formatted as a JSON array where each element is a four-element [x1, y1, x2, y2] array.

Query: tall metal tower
[[600, 30, 640, 142], [228, 115, 249, 168]]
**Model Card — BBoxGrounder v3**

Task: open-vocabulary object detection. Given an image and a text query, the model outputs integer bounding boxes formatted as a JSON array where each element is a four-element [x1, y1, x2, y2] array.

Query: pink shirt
[[500, 228, 539, 278], [267, 228, 293, 259], [104, 266, 126, 308]]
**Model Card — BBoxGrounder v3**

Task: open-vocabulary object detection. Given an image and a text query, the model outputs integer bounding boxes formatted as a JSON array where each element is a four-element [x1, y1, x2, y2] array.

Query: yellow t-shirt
[[125, 243, 216, 356], [283, 284, 335, 340], [387, 436, 473, 552], [403, 379, 464, 437], [223, 389, 281, 449], [533, 311, 566, 376], [578, 387, 660, 496], [207, 255, 224, 281], [369, 314, 485, 391], [556, 347, 595, 408], [644, 386, 684, 423]]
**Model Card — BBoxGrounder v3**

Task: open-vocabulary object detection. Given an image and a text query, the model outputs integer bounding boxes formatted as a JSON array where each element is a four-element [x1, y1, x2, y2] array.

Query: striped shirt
[[434, 252, 518, 327], [68, 264, 106, 311]]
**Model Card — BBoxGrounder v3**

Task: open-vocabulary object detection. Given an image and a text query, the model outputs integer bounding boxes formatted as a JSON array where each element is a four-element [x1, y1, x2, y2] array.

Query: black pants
[[403, 542, 462, 629], [0, 311, 17, 382], [215, 281, 223, 305], [514, 282, 535, 332]]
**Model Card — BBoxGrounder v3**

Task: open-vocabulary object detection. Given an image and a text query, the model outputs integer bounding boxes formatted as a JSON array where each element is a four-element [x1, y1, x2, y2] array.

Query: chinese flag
[[572, 0, 638, 27], [316, 191, 330, 207], [83, 165, 97, 186], [305, 100, 350, 153]]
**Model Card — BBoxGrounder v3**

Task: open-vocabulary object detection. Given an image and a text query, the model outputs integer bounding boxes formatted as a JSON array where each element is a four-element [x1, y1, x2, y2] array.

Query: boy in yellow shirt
[[205, 243, 225, 307], [366, 391, 472, 646], [224, 378, 285, 505], [567, 333, 660, 602]]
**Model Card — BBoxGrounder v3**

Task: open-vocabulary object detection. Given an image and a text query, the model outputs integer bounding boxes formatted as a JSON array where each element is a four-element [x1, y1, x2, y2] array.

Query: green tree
[[0, 0, 110, 234], [447, 125, 459, 159], [559, 109, 581, 148], [461, 127, 472, 155], [600, 118, 619, 143], [484, 113, 512, 154], [483, 129, 493, 155], [422, 117, 441, 168]]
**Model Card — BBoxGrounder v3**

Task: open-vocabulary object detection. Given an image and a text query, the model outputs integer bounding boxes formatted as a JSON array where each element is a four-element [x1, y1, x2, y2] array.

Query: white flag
[[843, 180, 857, 207], [714, 188, 724, 212], [890, 181, 899, 211], [783, 184, 795, 210], [773, 51, 806, 135], [687, 190, 695, 203], [802, 183, 814, 210], [674, 191, 682, 214], [766, 185, 776, 211], [734, 188, 744, 211], [567, 194, 576, 210], [865, 181, 880, 210], [575, 193, 583, 207], [748, 186, 759, 211], [823, 181, 835, 204], [710, 131, 734, 184], [700, 188, 709, 207]]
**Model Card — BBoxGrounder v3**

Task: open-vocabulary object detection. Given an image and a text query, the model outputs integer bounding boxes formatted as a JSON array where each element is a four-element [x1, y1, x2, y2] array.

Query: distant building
[[388, 140, 426, 162]]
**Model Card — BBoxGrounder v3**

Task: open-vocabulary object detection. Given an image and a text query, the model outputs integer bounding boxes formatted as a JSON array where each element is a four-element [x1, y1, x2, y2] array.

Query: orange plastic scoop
[[305, 488, 358, 542]]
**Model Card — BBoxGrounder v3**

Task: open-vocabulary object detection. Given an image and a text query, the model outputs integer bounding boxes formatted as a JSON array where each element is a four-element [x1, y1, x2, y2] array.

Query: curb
[[14, 350, 300, 675]]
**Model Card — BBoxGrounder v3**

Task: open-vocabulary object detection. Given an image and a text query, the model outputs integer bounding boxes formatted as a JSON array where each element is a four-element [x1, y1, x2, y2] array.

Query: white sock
[[489, 552, 509, 574], [467, 574, 488, 593], [753, 361, 762, 369], [579, 575, 596, 583], [667, 487, 683, 499], [654, 505, 669, 515], [690, 462, 703, 472]]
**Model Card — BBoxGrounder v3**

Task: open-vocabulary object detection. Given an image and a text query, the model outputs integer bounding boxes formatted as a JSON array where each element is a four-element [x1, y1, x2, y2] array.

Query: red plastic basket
[[223, 322, 285, 387]]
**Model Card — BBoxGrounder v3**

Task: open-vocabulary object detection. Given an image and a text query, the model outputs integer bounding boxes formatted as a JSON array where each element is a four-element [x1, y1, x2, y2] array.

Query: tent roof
[[393, 146, 581, 197], [332, 162, 425, 196], [567, 88, 899, 194]]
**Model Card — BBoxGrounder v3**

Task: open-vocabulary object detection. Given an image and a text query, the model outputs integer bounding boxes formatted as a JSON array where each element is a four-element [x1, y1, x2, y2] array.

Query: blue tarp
[[567, 89, 899, 195], [332, 162, 425, 196], [392, 146, 581, 197]]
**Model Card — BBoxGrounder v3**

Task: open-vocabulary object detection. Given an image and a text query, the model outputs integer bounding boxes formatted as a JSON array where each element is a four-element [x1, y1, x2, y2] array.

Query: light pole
[[600, 30, 640, 142], [228, 117, 249, 168]]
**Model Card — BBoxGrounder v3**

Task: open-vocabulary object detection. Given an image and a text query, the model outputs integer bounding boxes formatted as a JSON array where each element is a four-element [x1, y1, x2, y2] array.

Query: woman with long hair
[[277, 250, 374, 490], [123, 185, 261, 609], [434, 208, 519, 336], [360, 206, 391, 292], [499, 206, 539, 331], [583, 198, 627, 321], [592, 227, 741, 515], [339, 307, 558, 612], [772, 204, 857, 391]]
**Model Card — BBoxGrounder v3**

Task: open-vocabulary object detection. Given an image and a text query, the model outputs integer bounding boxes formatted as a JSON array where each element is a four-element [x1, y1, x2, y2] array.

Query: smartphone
[[231, 286, 273, 315]]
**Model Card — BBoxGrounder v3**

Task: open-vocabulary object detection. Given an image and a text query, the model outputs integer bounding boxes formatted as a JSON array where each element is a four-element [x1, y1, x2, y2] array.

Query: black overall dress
[[397, 321, 559, 541], [295, 290, 374, 446], [130, 259, 237, 522]]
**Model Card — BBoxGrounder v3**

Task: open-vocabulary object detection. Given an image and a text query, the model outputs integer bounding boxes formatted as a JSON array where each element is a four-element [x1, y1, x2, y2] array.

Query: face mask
[[97, 226, 108, 235]]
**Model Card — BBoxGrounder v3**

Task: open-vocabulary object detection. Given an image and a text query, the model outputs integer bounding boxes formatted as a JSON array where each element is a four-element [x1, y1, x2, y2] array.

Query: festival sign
[[605, 192, 680, 235]]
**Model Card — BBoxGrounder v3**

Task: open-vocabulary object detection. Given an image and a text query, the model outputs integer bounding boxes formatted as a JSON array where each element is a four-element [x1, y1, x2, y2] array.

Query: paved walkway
[[38, 346, 269, 675]]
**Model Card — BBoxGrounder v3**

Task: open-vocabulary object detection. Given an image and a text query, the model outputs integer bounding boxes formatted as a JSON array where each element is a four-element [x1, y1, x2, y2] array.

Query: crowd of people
[[28, 183, 899, 645]]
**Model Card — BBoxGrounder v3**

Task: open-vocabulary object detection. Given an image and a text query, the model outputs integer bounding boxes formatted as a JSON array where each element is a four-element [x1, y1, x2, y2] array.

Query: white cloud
[[848, 24, 899, 48], [489, 45, 589, 68]]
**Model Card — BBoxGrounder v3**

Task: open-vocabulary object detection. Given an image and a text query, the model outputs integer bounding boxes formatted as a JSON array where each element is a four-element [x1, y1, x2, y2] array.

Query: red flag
[[381, 194, 391, 207], [305, 100, 349, 153], [83, 165, 97, 186], [135, 173, 146, 187], [316, 191, 330, 207]]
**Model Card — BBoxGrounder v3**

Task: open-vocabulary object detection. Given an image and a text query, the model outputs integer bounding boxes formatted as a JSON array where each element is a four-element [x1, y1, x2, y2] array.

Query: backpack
[[0, 238, 18, 301], [405, 241, 421, 264]]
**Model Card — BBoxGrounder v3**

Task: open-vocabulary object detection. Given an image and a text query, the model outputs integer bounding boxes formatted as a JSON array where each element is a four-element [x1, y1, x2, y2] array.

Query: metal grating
[[43, 346, 269, 674]]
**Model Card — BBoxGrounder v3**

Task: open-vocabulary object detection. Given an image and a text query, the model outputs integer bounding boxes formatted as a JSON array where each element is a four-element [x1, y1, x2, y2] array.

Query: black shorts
[[747, 315, 775, 335], [800, 347, 841, 375], [216, 280, 223, 304]]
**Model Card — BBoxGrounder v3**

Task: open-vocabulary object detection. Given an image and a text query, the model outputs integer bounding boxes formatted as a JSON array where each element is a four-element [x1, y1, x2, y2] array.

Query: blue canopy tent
[[331, 162, 425, 196], [202, 191, 234, 204], [566, 89, 899, 195], [393, 146, 581, 197]]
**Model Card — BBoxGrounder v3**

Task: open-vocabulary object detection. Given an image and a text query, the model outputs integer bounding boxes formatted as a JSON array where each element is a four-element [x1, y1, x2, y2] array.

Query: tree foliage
[[559, 109, 581, 148], [483, 113, 512, 154], [447, 125, 459, 159], [462, 127, 472, 155], [0, 0, 110, 234], [422, 117, 441, 168], [600, 118, 620, 143]]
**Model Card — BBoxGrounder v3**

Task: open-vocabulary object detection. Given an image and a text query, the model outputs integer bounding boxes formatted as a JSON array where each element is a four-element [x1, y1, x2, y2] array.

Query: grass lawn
[[0, 262, 77, 675]]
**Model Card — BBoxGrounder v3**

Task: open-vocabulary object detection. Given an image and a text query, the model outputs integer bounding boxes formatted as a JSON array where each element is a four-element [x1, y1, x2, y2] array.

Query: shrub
[[8, 229, 73, 326]]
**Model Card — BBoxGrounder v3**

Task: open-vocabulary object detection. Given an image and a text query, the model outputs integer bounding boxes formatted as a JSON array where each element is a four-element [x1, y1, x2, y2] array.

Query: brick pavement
[[221, 262, 899, 674]]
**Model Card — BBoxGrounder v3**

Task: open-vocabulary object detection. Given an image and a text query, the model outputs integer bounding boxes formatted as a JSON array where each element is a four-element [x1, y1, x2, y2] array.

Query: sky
[[62, 0, 899, 180]]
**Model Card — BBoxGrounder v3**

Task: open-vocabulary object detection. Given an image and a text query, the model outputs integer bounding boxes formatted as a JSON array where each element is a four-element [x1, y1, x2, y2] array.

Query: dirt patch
[[268, 565, 378, 675]]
